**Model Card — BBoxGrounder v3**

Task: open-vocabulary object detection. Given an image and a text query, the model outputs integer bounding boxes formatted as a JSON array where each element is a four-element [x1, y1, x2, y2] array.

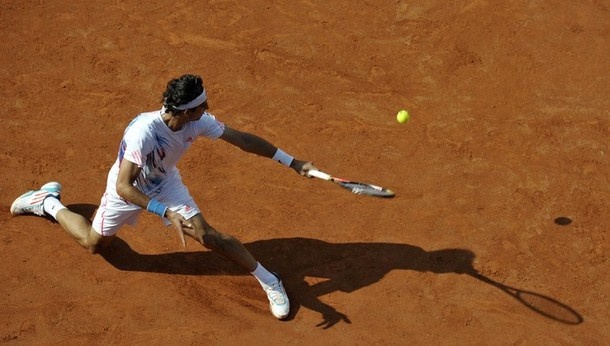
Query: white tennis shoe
[[262, 273, 290, 319], [10, 182, 62, 216]]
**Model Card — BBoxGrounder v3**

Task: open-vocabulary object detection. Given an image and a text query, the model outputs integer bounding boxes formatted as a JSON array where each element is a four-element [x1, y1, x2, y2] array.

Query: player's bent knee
[[202, 232, 219, 249], [86, 229, 113, 254], [202, 231, 232, 251]]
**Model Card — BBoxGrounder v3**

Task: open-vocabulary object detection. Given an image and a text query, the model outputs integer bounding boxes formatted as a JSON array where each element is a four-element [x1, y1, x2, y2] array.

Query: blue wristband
[[146, 198, 168, 218]]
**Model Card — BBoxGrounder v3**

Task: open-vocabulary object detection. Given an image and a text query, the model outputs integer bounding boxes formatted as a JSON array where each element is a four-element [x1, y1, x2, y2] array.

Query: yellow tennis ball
[[396, 109, 410, 123]]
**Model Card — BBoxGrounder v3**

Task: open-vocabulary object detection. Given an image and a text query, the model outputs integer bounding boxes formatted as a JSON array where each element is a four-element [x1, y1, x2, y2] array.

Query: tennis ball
[[396, 109, 410, 124]]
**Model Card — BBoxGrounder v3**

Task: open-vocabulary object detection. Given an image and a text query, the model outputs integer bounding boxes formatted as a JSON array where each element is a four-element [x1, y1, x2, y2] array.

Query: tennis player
[[10, 74, 317, 320]]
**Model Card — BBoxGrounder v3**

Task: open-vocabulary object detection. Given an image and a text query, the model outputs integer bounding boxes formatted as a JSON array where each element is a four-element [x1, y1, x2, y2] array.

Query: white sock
[[43, 197, 67, 219], [251, 262, 278, 286]]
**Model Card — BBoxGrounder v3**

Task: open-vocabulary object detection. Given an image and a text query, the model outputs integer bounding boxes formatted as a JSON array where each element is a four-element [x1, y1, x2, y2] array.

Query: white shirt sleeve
[[122, 122, 154, 168], [195, 112, 225, 139]]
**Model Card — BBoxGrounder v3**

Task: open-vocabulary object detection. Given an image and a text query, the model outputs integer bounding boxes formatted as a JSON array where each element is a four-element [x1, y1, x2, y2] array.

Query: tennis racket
[[307, 169, 395, 198]]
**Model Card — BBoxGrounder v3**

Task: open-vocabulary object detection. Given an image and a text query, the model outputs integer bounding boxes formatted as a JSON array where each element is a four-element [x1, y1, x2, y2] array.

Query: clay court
[[1, 1, 608, 344]]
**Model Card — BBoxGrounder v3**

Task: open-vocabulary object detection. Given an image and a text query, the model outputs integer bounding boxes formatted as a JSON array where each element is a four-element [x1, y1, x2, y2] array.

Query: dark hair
[[162, 74, 204, 112]]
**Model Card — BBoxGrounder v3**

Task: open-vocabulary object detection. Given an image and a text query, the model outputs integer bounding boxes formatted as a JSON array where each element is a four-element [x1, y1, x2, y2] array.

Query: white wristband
[[272, 148, 294, 167]]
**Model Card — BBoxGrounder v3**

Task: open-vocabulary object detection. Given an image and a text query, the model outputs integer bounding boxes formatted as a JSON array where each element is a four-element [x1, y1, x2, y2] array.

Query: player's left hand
[[166, 209, 188, 248]]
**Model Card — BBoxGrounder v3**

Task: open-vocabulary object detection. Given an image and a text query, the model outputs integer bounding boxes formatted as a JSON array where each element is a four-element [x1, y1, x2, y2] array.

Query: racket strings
[[341, 182, 394, 197]]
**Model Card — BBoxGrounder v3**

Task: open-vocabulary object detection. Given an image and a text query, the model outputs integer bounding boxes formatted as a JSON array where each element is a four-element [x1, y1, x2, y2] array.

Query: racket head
[[336, 180, 395, 198]]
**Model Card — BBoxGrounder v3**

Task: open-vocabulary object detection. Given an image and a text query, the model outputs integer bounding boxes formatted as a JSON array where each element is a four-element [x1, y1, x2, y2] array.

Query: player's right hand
[[291, 159, 318, 177]]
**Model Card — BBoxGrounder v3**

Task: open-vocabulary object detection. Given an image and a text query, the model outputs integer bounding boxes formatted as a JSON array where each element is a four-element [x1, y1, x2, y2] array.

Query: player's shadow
[[99, 236, 583, 328], [66, 204, 98, 219]]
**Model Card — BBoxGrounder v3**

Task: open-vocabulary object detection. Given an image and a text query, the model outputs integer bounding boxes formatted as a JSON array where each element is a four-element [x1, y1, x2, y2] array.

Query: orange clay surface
[[1, 1, 608, 344]]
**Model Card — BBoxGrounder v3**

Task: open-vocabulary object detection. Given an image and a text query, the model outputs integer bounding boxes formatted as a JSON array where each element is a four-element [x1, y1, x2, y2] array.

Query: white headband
[[174, 90, 207, 110]]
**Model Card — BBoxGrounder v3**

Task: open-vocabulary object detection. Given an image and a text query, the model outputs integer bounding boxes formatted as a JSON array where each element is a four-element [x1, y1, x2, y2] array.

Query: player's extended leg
[[54, 209, 114, 253], [10, 181, 113, 254], [184, 213, 290, 319], [185, 213, 257, 271]]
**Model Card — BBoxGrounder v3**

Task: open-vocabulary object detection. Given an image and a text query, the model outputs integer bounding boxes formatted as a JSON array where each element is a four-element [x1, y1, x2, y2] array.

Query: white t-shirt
[[105, 110, 225, 197]]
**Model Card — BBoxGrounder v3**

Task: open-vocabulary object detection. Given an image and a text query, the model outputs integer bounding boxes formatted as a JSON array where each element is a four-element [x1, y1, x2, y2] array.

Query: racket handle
[[307, 169, 332, 180]]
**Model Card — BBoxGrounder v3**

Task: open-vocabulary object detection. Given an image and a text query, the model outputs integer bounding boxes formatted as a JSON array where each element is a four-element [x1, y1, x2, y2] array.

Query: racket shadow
[[467, 272, 583, 325], [98, 236, 583, 327]]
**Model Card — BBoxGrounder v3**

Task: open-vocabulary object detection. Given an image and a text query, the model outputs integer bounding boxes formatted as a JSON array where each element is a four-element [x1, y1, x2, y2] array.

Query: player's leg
[[184, 213, 290, 319], [185, 213, 257, 271], [54, 208, 114, 253], [10, 182, 124, 254], [158, 180, 290, 318]]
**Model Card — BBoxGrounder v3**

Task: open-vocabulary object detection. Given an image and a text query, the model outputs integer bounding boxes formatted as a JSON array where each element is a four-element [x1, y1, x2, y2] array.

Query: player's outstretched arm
[[219, 126, 317, 175]]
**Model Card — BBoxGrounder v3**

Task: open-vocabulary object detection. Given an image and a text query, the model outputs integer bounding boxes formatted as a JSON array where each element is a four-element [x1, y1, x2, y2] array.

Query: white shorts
[[92, 181, 201, 236]]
